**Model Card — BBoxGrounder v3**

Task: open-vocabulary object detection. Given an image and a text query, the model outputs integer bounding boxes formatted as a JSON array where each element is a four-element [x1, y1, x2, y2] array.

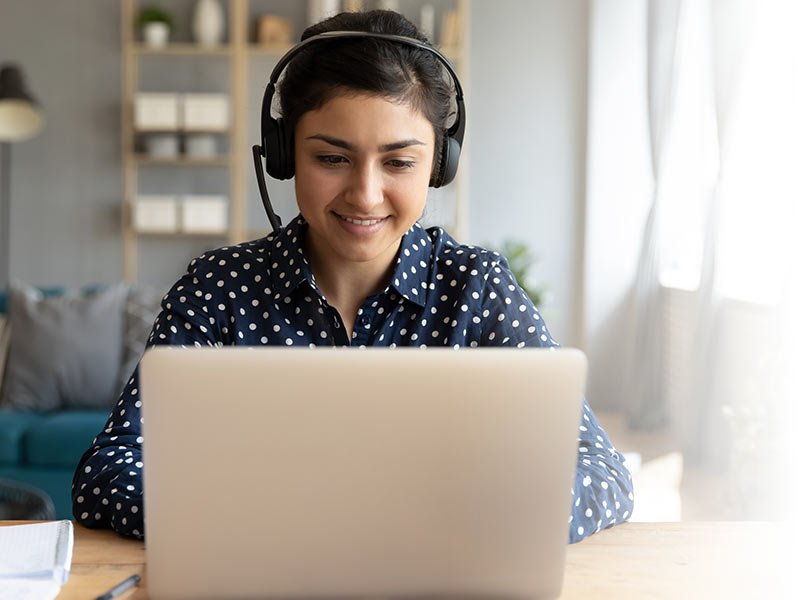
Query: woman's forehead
[[297, 92, 435, 144]]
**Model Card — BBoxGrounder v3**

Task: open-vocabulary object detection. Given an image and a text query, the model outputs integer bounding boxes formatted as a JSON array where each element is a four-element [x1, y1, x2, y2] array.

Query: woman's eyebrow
[[305, 134, 426, 152]]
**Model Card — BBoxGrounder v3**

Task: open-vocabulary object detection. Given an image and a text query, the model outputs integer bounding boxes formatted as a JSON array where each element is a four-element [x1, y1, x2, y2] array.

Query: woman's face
[[294, 92, 436, 274]]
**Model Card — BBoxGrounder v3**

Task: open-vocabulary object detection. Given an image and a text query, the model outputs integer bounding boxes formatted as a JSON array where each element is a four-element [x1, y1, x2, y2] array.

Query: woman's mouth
[[334, 213, 389, 234], [339, 215, 386, 226]]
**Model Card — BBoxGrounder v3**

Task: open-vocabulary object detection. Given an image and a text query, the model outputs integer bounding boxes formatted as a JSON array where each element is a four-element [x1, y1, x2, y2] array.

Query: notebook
[[140, 347, 587, 599], [0, 520, 73, 600]]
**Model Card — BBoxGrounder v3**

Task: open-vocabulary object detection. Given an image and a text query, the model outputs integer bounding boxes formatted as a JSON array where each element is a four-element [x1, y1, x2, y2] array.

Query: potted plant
[[138, 5, 175, 48], [491, 239, 546, 307]]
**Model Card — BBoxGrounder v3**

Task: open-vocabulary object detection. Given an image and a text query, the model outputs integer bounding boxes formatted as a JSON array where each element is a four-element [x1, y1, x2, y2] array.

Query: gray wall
[[466, 0, 588, 347], [1, 0, 590, 352], [0, 0, 123, 288]]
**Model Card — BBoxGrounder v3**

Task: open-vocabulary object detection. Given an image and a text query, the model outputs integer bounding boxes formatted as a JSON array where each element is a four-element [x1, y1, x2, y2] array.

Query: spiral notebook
[[0, 520, 74, 600]]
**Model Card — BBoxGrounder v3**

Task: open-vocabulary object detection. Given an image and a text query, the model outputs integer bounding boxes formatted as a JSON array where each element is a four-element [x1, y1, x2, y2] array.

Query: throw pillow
[[0, 316, 10, 406], [2, 282, 129, 412], [117, 285, 164, 395]]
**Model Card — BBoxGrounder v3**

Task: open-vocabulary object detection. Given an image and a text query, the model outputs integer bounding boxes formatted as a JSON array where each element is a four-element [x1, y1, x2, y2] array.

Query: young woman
[[74, 10, 633, 544]]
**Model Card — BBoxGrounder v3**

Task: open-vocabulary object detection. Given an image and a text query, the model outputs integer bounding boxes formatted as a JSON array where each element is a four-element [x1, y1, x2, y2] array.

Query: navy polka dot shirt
[[73, 214, 634, 543]]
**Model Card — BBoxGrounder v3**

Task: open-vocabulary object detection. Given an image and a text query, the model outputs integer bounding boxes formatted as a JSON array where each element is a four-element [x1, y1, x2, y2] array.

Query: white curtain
[[614, 0, 799, 516], [623, 0, 683, 429]]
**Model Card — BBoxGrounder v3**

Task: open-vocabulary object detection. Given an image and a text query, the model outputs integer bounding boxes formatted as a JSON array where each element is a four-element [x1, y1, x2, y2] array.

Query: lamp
[[0, 64, 44, 287]]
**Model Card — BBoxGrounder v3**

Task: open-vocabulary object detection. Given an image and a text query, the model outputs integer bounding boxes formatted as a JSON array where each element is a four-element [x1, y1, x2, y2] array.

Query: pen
[[94, 574, 141, 600]]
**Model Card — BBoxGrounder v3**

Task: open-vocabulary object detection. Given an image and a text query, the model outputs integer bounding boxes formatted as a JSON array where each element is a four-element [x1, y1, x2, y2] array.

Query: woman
[[73, 10, 633, 544]]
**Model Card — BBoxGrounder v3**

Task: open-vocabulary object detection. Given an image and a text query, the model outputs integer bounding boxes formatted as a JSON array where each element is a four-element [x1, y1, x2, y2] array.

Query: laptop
[[140, 347, 587, 599]]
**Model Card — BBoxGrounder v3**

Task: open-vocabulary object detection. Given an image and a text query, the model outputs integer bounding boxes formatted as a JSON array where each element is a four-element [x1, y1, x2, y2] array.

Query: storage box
[[144, 133, 179, 158], [181, 195, 228, 233], [182, 94, 229, 131], [133, 195, 179, 233], [185, 133, 217, 158], [257, 15, 292, 44], [134, 93, 180, 130]]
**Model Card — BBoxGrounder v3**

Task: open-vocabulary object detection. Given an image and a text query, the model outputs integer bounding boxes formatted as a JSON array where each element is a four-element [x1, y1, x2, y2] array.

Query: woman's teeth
[[342, 216, 383, 226]]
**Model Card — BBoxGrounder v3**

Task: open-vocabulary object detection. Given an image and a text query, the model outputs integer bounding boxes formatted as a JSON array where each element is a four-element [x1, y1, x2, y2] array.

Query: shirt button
[[359, 315, 370, 327]]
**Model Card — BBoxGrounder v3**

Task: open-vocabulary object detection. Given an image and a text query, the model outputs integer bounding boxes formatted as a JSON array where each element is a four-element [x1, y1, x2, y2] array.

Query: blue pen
[[94, 574, 141, 600]]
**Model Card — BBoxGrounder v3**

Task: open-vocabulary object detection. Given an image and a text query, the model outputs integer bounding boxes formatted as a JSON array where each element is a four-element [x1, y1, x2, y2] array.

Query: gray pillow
[[2, 282, 129, 411], [0, 315, 10, 406], [117, 285, 164, 395]]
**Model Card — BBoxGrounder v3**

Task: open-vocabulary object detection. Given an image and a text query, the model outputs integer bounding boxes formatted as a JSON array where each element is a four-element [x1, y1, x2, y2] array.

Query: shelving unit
[[120, 0, 468, 282]]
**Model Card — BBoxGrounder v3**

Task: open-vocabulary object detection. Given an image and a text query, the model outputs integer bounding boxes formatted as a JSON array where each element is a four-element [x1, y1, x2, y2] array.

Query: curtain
[[623, 0, 684, 429]]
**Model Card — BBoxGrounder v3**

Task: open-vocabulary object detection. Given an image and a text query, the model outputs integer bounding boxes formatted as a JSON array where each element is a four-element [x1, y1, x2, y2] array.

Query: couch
[[0, 283, 162, 518]]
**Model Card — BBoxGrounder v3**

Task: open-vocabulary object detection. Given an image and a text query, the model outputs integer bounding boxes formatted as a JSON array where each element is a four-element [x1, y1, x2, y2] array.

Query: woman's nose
[[345, 163, 383, 211]]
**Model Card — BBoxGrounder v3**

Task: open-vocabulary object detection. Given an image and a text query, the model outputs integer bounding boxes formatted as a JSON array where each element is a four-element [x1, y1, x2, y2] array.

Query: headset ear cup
[[264, 117, 283, 179], [434, 136, 460, 188], [264, 117, 295, 180], [280, 119, 295, 179]]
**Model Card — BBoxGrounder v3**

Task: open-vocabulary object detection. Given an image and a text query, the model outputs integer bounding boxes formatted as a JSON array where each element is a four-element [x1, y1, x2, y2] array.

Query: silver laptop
[[140, 347, 587, 599]]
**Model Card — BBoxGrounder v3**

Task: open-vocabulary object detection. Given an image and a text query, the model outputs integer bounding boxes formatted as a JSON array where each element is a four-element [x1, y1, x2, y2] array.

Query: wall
[[467, 0, 588, 347], [0, 0, 123, 288], [0, 0, 590, 352]]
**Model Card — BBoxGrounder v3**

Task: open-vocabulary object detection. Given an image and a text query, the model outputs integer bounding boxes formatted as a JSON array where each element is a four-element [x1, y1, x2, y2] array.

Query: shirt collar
[[387, 222, 431, 307], [268, 214, 316, 300], [268, 215, 432, 307]]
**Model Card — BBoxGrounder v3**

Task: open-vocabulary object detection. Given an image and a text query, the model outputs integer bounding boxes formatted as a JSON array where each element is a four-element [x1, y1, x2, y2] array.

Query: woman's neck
[[303, 233, 399, 336]]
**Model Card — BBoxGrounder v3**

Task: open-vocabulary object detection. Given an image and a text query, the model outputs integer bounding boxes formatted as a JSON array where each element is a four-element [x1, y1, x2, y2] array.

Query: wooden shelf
[[248, 43, 294, 57], [133, 43, 231, 56], [134, 229, 230, 238], [134, 128, 231, 135], [132, 154, 231, 166], [439, 46, 460, 61]]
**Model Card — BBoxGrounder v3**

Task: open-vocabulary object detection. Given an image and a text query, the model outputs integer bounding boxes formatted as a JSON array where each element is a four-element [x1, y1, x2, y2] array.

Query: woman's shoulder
[[185, 234, 274, 276], [422, 224, 511, 277]]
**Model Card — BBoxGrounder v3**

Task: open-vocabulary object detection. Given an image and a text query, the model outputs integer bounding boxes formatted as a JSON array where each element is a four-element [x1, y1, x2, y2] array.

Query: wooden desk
[[1, 521, 792, 599]]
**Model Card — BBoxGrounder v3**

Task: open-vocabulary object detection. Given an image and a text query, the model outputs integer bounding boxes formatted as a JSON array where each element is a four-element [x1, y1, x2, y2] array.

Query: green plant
[[489, 238, 546, 307], [137, 5, 175, 30]]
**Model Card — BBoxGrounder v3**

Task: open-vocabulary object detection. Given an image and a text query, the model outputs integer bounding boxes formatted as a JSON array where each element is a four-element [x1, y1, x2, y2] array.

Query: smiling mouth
[[336, 214, 388, 226]]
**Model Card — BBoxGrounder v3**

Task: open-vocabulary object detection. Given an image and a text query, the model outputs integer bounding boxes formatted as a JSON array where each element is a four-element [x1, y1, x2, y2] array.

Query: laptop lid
[[141, 347, 586, 599]]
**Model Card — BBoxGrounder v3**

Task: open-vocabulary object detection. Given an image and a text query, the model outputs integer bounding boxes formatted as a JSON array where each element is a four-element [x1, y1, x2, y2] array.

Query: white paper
[[0, 520, 73, 598]]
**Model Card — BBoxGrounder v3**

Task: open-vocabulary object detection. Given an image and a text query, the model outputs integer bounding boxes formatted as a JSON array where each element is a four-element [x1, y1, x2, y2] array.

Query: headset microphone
[[252, 31, 466, 233], [252, 146, 282, 231]]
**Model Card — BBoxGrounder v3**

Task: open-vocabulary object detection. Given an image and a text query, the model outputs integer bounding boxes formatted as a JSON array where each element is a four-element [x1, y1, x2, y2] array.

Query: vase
[[307, 0, 341, 26], [142, 22, 169, 48], [192, 0, 225, 47]]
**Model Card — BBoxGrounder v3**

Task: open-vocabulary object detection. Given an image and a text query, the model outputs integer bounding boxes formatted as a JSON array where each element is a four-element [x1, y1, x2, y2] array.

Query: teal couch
[[0, 284, 161, 519], [0, 408, 108, 518]]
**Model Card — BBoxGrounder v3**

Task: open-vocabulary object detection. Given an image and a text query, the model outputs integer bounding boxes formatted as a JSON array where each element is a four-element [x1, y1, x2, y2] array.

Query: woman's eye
[[316, 155, 348, 166], [387, 159, 415, 170]]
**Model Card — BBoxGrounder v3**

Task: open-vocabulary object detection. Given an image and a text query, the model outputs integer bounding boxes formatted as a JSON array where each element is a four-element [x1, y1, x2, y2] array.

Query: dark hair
[[277, 10, 454, 181]]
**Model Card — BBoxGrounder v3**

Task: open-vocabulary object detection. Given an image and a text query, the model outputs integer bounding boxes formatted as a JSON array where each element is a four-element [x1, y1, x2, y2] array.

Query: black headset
[[252, 30, 467, 232]]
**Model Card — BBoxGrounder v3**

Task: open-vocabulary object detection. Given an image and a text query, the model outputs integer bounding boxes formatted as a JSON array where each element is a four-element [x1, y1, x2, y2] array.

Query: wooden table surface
[[1, 520, 792, 599]]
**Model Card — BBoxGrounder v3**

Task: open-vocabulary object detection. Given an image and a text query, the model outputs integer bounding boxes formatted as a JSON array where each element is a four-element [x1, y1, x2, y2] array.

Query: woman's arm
[[477, 252, 634, 543], [72, 266, 218, 538]]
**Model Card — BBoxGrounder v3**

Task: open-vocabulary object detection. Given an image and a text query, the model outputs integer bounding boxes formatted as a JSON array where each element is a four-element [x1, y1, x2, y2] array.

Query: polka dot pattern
[[73, 214, 633, 543]]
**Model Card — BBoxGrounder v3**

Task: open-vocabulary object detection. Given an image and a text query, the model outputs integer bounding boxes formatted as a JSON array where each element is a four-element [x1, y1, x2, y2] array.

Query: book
[[0, 520, 74, 600]]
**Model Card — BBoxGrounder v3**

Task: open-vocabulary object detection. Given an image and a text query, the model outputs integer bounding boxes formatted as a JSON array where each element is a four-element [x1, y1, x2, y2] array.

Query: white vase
[[192, 0, 225, 47], [308, 0, 341, 26], [143, 22, 169, 48]]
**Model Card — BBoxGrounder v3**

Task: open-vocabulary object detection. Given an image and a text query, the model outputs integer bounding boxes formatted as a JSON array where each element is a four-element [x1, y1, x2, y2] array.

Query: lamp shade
[[0, 64, 44, 142]]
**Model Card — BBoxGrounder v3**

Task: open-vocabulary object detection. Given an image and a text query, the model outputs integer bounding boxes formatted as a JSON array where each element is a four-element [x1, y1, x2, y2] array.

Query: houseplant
[[138, 5, 175, 48], [492, 238, 546, 307]]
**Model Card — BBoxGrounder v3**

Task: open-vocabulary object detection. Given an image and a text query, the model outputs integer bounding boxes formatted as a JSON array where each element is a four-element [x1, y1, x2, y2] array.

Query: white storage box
[[182, 94, 229, 131], [134, 93, 180, 130], [133, 195, 179, 233], [181, 195, 228, 233], [185, 133, 217, 158], [145, 133, 179, 158]]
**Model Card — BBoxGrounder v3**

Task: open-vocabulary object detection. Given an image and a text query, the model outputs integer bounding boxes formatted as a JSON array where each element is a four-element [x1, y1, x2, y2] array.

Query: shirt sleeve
[[478, 253, 634, 543], [72, 265, 218, 538]]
